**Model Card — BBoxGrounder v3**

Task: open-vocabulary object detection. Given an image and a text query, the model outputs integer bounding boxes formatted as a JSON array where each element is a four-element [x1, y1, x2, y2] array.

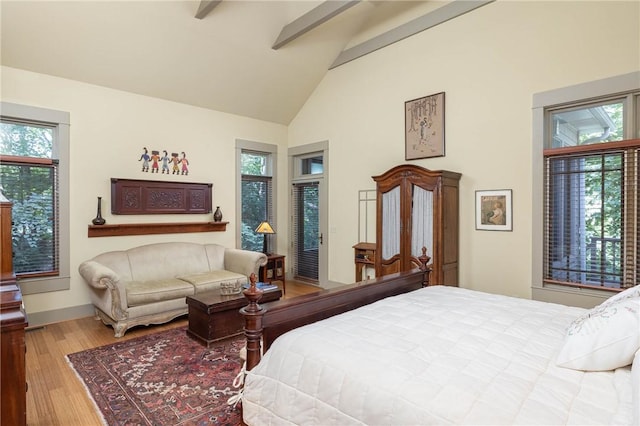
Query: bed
[[240, 270, 640, 425]]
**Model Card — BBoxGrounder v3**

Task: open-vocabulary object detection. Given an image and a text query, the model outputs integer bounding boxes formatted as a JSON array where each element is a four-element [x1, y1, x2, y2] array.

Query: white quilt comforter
[[242, 286, 634, 425]]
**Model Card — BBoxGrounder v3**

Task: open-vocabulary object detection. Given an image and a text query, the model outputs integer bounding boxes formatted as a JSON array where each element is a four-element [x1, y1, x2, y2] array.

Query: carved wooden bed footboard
[[241, 265, 430, 371]]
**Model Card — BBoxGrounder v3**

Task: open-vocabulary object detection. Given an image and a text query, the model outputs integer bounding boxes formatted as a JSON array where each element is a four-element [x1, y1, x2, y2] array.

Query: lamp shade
[[255, 221, 275, 234]]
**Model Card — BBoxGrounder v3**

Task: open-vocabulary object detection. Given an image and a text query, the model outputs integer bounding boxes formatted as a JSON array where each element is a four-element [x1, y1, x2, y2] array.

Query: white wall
[[1, 66, 288, 320], [288, 1, 640, 298], [2, 1, 639, 320]]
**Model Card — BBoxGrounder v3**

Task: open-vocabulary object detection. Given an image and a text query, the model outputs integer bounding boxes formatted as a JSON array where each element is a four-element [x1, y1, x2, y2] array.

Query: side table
[[260, 254, 285, 294], [353, 242, 376, 282]]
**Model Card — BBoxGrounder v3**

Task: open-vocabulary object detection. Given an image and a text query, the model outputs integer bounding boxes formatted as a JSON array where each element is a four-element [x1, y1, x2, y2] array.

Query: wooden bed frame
[[241, 254, 431, 370]]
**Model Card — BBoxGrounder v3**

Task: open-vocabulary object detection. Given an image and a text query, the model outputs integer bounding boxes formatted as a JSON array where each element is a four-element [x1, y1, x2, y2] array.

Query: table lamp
[[255, 221, 275, 254]]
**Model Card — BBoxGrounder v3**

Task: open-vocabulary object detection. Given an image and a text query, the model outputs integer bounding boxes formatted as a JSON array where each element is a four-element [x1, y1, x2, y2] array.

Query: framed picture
[[405, 92, 445, 160], [475, 189, 512, 231]]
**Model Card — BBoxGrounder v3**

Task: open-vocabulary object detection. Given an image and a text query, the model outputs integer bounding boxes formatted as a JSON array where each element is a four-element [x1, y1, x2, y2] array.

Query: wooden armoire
[[0, 194, 28, 426], [373, 164, 461, 285]]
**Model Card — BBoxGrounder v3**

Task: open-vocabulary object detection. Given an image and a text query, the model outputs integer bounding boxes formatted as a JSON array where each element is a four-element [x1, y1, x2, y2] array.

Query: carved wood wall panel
[[111, 178, 212, 214]]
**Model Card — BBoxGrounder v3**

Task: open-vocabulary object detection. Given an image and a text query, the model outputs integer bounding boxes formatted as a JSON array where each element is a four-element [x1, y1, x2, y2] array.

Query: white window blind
[[544, 144, 638, 289], [291, 181, 319, 280]]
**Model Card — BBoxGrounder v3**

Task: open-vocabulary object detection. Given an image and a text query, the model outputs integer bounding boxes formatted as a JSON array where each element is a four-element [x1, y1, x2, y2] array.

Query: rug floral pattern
[[67, 327, 243, 425]]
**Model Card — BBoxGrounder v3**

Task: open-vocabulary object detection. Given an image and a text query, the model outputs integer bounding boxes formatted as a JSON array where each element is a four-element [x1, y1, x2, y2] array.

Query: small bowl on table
[[220, 280, 243, 295]]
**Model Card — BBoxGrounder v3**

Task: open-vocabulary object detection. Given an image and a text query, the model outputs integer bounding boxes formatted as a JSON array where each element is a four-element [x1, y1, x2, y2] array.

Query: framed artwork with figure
[[405, 92, 445, 160], [476, 189, 512, 231]]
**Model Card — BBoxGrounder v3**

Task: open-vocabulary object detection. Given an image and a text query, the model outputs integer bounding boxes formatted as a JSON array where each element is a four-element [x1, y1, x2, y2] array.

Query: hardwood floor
[[24, 280, 319, 425]]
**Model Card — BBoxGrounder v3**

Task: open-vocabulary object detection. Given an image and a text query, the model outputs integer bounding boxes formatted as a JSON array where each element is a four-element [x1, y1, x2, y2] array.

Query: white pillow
[[632, 349, 640, 426], [601, 285, 640, 308], [602, 285, 640, 305], [556, 297, 640, 371]]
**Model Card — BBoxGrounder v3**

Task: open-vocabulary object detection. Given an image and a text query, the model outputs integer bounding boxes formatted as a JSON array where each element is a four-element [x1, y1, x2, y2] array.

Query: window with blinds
[[0, 120, 59, 278], [543, 97, 639, 291], [240, 151, 273, 252]]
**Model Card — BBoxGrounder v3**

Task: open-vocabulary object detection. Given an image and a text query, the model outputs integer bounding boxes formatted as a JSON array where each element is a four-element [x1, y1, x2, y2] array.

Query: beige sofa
[[78, 242, 267, 337]]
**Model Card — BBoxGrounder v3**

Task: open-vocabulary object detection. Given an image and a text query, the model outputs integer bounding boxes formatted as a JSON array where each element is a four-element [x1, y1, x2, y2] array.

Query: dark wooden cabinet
[[373, 164, 461, 285], [260, 254, 286, 294], [0, 196, 28, 426]]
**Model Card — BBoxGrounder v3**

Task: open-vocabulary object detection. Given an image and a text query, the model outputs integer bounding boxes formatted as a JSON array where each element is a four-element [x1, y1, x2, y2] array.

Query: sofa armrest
[[224, 249, 267, 278], [78, 260, 128, 319]]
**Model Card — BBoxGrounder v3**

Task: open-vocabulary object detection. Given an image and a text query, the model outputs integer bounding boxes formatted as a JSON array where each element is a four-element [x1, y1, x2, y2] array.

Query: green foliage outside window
[[0, 122, 57, 275], [240, 152, 272, 252]]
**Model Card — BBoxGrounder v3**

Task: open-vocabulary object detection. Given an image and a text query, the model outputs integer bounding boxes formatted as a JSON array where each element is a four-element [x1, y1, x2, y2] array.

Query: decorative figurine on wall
[[137, 148, 193, 176], [139, 147, 150, 172], [180, 152, 189, 175], [160, 150, 170, 174], [171, 152, 180, 174], [150, 150, 160, 173]]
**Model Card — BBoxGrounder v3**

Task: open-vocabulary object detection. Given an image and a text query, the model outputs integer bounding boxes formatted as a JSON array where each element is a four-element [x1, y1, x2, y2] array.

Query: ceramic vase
[[92, 197, 106, 225], [213, 206, 223, 222]]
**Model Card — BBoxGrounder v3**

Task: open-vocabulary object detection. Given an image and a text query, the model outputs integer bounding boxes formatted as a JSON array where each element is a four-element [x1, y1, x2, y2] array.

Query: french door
[[292, 181, 320, 281], [289, 143, 327, 285]]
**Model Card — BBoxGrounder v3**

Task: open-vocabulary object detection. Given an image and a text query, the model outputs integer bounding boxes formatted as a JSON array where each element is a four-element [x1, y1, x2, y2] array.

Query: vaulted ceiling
[[1, 1, 491, 125]]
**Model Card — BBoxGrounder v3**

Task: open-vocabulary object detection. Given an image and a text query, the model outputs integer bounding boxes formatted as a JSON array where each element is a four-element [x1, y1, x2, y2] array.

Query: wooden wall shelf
[[88, 221, 228, 237]]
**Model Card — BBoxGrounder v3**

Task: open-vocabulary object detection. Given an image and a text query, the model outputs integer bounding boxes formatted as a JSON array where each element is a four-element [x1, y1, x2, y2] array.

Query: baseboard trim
[[25, 304, 95, 329]]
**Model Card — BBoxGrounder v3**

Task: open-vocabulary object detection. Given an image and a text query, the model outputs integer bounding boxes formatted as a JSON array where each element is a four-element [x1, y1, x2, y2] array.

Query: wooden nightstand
[[260, 254, 285, 294], [353, 242, 376, 282]]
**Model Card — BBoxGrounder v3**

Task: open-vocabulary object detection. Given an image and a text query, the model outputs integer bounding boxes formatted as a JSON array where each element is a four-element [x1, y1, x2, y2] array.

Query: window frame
[[0, 102, 70, 294], [235, 139, 277, 251], [532, 72, 640, 307]]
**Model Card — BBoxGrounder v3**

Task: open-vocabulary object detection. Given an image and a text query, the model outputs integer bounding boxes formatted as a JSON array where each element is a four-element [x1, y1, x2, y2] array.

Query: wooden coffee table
[[186, 287, 282, 346]]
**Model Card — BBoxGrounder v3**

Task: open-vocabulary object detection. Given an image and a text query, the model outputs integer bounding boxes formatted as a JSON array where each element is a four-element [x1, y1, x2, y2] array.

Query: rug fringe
[[227, 345, 247, 408], [65, 355, 109, 426]]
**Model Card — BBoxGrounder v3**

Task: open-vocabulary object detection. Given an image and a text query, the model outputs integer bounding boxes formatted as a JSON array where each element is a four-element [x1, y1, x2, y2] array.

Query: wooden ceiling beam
[[194, 0, 222, 20], [272, 0, 361, 50], [330, 0, 495, 69]]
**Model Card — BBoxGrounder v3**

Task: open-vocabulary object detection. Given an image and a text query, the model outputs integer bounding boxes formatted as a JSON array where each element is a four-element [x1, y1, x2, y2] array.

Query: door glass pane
[[292, 181, 319, 280], [301, 155, 323, 175]]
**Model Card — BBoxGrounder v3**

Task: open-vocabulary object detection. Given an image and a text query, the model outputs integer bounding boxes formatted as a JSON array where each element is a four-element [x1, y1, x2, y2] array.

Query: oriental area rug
[[66, 327, 244, 425]]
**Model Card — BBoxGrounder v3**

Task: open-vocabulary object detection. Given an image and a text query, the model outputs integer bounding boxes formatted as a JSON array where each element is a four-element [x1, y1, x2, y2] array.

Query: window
[[236, 140, 276, 253], [294, 153, 323, 177], [0, 102, 70, 294], [543, 95, 639, 292]]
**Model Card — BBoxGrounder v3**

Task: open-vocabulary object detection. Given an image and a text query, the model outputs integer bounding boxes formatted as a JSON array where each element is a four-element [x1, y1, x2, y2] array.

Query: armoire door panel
[[379, 186, 401, 261]]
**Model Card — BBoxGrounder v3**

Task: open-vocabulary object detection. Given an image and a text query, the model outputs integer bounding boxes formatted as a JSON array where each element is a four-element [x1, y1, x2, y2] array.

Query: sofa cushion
[[127, 242, 212, 282], [126, 279, 194, 307], [204, 244, 226, 271], [179, 270, 248, 293], [92, 250, 134, 282]]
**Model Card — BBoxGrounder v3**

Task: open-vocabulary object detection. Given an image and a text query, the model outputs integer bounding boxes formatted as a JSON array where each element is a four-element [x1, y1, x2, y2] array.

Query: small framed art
[[405, 91, 445, 160], [475, 189, 512, 231]]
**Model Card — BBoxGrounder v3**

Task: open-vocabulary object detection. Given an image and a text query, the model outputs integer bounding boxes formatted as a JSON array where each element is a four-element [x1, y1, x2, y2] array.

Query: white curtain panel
[[412, 186, 433, 258], [382, 186, 400, 259]]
